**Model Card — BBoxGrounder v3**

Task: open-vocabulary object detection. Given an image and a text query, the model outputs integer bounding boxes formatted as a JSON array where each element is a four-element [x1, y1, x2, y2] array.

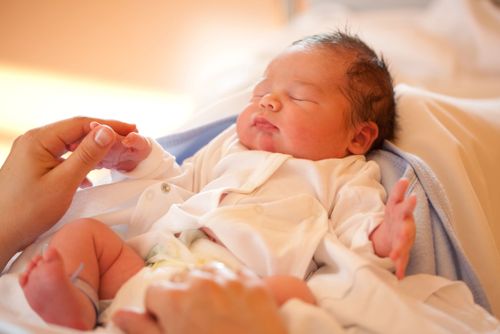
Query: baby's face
[[236, 45, 355, 160]]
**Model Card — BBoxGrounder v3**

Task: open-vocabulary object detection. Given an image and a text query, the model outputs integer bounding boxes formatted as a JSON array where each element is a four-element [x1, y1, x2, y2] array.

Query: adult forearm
[[0, 185, 46, 272], [0, 241, 16, 272], [0, 215, 22, 272]]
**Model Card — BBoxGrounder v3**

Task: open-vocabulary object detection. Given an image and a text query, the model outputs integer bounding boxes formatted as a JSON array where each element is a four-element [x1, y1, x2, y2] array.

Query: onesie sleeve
[[113, 125, 239, 190], [328, 159, 388, 263], [111, 138, 184, 181]]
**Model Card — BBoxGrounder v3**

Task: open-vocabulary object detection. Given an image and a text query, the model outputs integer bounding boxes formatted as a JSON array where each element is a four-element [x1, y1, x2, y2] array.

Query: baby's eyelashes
[[289, 95, 318, 104], [250, 93, 317, 106]]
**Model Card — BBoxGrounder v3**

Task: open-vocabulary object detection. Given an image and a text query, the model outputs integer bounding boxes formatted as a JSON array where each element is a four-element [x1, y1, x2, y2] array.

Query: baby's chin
[[250, 137, 280, 154], [243, 142, 277, 154]]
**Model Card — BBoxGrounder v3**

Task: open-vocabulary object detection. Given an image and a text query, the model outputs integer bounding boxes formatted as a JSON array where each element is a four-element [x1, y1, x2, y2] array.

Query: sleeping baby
[[19, 30, 416, 330]]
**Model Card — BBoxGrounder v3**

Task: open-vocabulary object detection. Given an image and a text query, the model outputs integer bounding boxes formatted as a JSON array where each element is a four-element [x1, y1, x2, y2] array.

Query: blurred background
[[0, 0, 297, 163], [0, 0, 433, 164]]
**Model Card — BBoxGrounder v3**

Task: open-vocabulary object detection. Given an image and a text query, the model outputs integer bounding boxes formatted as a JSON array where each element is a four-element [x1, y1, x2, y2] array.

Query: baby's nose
[[259, 94, 281, 112]]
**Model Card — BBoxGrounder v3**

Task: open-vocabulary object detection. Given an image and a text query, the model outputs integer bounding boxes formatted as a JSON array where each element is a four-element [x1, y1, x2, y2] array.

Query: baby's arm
[[370, 178, 417, 279]]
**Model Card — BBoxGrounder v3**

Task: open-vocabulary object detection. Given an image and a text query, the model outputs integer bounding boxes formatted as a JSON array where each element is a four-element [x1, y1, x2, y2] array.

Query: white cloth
[[130, 125, 387, 277]]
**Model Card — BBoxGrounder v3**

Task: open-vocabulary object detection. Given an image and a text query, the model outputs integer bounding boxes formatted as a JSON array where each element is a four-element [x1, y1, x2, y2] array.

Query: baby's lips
[[253, 116, 278, 131]]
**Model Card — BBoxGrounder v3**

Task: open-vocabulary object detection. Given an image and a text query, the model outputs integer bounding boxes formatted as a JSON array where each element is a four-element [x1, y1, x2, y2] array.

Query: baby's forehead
[[286, 43, 351, 59], [270, 45, 351, 71], [263, 46, 350, 85]]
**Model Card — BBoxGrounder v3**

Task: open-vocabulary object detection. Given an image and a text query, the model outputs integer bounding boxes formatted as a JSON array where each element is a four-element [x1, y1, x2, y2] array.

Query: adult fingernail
[[94, 126, 113, 147]]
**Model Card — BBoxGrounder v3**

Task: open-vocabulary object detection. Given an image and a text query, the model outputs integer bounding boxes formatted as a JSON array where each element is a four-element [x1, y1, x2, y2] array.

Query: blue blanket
[[157, 115, 490, 311], [368, 142, 490, 311]]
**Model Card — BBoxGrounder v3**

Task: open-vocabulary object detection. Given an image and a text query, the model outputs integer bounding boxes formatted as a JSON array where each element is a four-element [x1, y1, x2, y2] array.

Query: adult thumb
[[112, 310, 161, 334], [54, 124, 116, 190]]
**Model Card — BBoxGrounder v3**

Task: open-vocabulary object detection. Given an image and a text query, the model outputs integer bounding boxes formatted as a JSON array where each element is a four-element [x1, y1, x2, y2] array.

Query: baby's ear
[[347, 121, 379, 155]]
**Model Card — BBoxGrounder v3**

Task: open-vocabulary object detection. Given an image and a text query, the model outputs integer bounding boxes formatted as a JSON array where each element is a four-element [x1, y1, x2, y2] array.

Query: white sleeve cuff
[[112, 139, 176, 180]]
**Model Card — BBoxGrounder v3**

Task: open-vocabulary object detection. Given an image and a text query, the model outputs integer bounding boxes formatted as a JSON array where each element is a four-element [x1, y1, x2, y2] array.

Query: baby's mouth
[[253, 116, 278, 132]]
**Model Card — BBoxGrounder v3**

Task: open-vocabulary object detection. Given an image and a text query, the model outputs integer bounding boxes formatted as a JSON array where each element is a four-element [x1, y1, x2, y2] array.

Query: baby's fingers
[[393, 252, 410, 280], [390, 227, 414, 279], [388, 178, 410, 206], [402, 194, 417, 218], [122, 132, 150, 151], [390, 240, 410, 279]]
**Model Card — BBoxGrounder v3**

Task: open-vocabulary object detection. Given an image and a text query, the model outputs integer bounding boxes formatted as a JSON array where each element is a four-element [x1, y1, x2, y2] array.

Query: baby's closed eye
[[288, 87, 320, 104], [289, 94, 318, 104]]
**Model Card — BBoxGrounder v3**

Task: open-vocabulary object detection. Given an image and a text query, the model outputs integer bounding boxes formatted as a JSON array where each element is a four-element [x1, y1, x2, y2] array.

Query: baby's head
[[237, 30, 396, 160]]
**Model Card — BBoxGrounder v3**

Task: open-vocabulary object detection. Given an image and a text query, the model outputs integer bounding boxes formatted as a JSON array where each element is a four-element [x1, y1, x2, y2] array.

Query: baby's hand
[[66, 122, 151, 187], [370, 178, 417, 279], [97, 131, 152, 172]]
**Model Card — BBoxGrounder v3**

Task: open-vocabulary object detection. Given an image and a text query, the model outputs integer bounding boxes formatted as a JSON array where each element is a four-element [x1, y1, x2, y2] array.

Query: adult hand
[[113, 264, 287, 334], [0, 117, 136, 270]]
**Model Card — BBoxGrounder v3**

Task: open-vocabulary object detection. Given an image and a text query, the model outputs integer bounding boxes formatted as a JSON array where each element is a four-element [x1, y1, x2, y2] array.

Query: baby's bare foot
[[19, 248, 96, 330]]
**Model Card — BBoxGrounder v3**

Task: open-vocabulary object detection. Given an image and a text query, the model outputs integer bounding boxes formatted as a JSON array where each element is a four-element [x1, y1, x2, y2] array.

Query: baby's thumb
[[55, 124, 116, 189]]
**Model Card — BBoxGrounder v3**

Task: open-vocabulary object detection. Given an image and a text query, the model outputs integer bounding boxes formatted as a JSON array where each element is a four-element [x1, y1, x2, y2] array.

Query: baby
[[19, 30, 416, 330]]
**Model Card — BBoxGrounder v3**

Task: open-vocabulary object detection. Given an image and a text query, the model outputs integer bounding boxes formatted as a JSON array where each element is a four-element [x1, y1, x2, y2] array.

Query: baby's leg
[[19, 218, 143, 330], [48, 219, 145, 300], [19, 247, 97, 329], [263, 275, 316, 306]]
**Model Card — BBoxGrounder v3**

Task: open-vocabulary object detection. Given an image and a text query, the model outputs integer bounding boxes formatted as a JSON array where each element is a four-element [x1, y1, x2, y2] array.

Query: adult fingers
[[145, 281, 186, 316], [196, 262, 240, 281], [39, 117, 136, 157], [48, 124, 116, 190], [112, 310, 161, 334], [99, 119, 137, 136]]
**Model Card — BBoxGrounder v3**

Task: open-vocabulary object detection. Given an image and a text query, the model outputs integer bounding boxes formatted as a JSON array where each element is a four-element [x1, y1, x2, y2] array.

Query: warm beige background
[[0, 0, 292, 92], [0, 0, 304, 162]]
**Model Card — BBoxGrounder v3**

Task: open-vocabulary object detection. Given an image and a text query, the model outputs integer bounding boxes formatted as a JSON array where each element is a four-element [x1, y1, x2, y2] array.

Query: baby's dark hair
[[292, 30, 396, 150]]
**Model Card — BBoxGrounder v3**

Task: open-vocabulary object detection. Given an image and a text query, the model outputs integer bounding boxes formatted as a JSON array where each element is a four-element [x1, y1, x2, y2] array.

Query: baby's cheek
[[236, 117, 252, 145]]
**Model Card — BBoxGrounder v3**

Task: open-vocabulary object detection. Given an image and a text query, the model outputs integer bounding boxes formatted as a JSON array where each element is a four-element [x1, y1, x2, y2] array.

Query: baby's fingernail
[[94, 126, 113, 147], [90, 121, 101, 129]]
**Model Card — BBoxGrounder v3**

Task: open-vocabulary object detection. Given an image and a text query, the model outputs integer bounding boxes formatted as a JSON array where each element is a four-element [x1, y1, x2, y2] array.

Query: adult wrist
[[0, 215, 21, 272]]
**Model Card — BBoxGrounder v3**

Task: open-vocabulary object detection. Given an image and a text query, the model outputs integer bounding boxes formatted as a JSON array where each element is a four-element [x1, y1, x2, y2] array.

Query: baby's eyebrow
[[293, 80, 315, 86], [253, 76, 266, 84], [253, 79, 270, 90], [291, 81, 323, 93]]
